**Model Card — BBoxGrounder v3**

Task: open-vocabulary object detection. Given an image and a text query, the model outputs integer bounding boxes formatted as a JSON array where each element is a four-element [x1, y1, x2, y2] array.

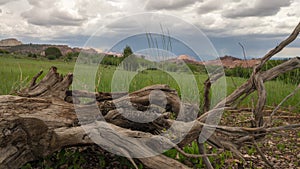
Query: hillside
[[0, 38, 260, 68], [206, 55, 260, 68], [0, 38, 97, 56], [167, 54, 260, 68]]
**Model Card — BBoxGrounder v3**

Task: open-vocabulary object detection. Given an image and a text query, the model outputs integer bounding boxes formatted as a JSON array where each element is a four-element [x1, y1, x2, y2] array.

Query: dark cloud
[[145, 0, 202, 10], [197, 0, 223, 14], [208, 32, 297, 58], [15, 34, 90, 47], [223, 0, 292, 18]]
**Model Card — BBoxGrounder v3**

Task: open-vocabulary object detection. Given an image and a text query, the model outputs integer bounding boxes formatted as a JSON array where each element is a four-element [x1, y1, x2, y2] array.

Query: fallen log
[[1, 66, 300, 168], [0, 66, 199, 169], [0, 92, 190, 169]]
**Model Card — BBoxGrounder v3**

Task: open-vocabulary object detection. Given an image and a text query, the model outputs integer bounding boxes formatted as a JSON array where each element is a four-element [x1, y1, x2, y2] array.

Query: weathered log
[[0, 95, 192, 169], [0, 67, 235, 168], [1, 65, 198, 169], [18, 66, 73, 100]]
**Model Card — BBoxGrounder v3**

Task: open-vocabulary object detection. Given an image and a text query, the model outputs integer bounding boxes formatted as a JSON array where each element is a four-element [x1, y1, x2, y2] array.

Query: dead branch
[[253, 74, 266, 127], [198, 143, 214, 169], [252, 139, 274, 169], [18, 66, 73, 100], [203, 71, 224, 113], [199, 57, 300, 122], [255, 22, 300, 72]]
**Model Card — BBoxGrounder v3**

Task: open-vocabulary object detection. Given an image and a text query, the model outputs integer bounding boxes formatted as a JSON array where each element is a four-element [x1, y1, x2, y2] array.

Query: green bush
[[66, 52, 79, 59], [27, 53, 37, 58], [186, 63, 206, 73], [225, 59, 300, 85], [101, 55, 123, 66], [225, 66, 252, 78], [0, 49, 9, 54], [47, 55, 56, 60], [45, 47, 62, 59]]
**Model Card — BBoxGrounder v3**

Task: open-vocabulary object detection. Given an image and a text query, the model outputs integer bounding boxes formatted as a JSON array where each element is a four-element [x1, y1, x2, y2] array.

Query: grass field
[[1, 55, 300, 168], [0, 55, 299, 112]]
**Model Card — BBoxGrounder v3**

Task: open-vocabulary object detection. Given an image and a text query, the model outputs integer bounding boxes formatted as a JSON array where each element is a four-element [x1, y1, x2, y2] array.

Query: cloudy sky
[[0, 0, 300, 58]]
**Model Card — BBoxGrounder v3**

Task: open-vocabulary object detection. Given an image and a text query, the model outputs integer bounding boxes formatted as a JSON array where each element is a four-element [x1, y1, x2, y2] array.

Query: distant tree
[[45, 47, 62, 59], [123, 45, 133, 58]]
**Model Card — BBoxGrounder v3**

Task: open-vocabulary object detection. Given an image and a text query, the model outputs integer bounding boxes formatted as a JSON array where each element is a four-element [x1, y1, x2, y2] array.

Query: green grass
[[1, 55, 299, 168], [1, 55, 299, 112], [0, 55, 74, 94], [226, 77, 300, 111]]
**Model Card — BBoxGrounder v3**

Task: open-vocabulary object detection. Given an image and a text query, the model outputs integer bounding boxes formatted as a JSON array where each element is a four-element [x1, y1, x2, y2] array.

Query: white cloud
[[22, 0, 86, 26], [0, 0, 18, 5], [276, 47, 300, 58], [1, 0, 298, 39]]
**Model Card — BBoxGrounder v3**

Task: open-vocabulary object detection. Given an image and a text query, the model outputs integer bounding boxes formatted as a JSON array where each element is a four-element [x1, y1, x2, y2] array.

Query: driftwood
[[0, 88, 188, 169], [0, 21, 300, 169]]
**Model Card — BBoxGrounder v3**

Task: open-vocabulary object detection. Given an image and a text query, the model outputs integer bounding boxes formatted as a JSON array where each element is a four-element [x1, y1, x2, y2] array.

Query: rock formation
[[0, 38, 22, 47]]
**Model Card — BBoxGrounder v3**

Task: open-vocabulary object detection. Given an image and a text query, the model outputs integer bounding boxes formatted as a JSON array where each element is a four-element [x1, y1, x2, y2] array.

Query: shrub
[[101, 55, 123, 66], [27, 53, 37, 58], [45, 47, 62, 59], [47, 55, 56, 60], [0, 49, 9, 54], [66, 52, 79, 58]]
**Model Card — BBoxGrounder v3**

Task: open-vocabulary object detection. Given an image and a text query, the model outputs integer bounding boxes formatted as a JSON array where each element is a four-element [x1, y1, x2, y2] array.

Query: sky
[[0, 0, 300, 59]]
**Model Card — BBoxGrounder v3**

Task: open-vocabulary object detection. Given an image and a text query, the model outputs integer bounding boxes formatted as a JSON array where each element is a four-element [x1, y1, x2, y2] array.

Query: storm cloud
[[197, 0, 224, 14], [223, 0, 293, 18], [0, 0, 299, 58], [145, 0, 202, 10]]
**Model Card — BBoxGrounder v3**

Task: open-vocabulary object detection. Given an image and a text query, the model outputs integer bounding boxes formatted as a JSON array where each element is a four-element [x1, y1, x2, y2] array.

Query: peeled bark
[[0, 67, 191, 169], [0, 94, 188, 169]]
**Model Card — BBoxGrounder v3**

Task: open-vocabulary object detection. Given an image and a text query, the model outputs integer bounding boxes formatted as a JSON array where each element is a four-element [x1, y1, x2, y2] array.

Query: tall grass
[[0, 55, 299, 112], [0, 55, 74, 94], [225, 59, 300, 85]]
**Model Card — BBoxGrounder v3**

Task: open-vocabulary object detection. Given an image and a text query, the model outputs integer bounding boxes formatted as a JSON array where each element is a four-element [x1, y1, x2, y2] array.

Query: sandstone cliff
[[0, 38, 22, 46]]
